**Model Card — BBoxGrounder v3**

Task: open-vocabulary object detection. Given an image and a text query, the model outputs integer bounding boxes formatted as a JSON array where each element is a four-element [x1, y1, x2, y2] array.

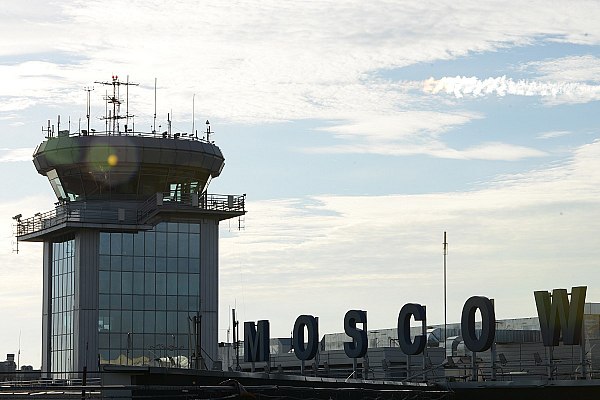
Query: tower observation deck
[[15, 77, 245, 377]]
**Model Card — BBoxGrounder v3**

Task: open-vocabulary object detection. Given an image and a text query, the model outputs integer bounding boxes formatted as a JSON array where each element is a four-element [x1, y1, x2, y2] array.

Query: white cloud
[[307, 113, 545, 161], [523, 55, 600, 83], [454, 142, 547, 160], [423, 75, 600, 104], [0, 148, 34, 162], [537, 130, 572, 139], [3, 1, 600, 123]]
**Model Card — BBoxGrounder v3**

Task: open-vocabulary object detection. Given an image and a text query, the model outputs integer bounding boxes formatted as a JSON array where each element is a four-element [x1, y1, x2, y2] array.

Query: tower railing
[[16, 192, 246, 238], [137, 192, 246, 223]]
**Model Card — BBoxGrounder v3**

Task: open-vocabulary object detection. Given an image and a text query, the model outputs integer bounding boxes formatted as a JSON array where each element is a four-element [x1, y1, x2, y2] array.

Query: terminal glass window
[[51, 238, 75, 376], [98, 222, 201, 367]]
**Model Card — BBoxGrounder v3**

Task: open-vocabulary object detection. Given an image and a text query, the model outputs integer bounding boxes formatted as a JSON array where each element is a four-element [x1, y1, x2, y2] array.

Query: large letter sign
[[243, 320, 270, 362], [293, 315, 319, 361], [343, 310, 368, 359], [397, 303, 427, 355], [461, 296, 495, 352], [534, 286, 587, 346]]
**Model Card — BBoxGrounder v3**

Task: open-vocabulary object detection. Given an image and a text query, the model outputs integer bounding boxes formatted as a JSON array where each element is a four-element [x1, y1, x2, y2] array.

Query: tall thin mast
[[153, 78, 157, 133], [443, 231, 448, 353], [126, 75, 129, 133], [84, 86, 93, 135], [192, 93, 195, 137]]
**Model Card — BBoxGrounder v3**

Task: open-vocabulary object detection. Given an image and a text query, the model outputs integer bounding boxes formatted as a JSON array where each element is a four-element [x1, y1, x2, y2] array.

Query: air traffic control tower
[[15, 77, 245, 376]]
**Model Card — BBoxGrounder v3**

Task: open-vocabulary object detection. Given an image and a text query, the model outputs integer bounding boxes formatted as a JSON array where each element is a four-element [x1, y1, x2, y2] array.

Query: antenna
[[206, 120, 211, 142], [84, 86, 94, 135], [167, 112, 171, 136], [17, 330, 21, 370], [95, 75, 138, 135], [443, 231, 448, 353], [232, 308, 240, 371], [104, 90, 108, 133], [153, 78, 157, 133], [126, 75, 129, 133], [192, 94, 195, 138]]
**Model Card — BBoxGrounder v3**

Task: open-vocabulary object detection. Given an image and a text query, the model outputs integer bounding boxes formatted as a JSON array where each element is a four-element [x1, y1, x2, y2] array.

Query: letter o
[[461, 296, 496, 352], [293, 315, 319, 361], [397, 303, 427, 355]]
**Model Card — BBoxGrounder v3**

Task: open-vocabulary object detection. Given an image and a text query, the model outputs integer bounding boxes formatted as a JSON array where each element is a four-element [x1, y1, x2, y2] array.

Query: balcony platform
[[17, 193, 245, 242]]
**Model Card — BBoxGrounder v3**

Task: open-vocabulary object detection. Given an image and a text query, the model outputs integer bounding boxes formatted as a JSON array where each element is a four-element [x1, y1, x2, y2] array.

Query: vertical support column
[[490, 299, 496, 381], [200, 219, 219, 369], [74, 230, 99, 375], [41, 242, 53, 377]]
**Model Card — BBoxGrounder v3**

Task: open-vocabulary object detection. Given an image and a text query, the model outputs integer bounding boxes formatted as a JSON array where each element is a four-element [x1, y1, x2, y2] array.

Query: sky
[[1, 0, 600, 367]]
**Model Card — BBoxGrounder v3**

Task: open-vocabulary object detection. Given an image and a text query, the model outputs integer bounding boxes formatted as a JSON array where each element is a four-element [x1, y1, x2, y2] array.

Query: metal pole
[[491, 299, 496, 381], [232, 309, 240, 371], [443, 232, 448, 353], [153, 78, 157, 133], [422, 305, 427, 382]]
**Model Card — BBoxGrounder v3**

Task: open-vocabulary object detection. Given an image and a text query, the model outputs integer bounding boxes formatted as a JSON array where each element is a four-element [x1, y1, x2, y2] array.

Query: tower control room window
[[98, 222, 201, 367]]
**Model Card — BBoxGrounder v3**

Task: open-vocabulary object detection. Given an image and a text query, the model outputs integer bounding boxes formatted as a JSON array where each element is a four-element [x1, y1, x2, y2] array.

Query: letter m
[[534, 286, 586, 346], [243, 320, 270, 362]]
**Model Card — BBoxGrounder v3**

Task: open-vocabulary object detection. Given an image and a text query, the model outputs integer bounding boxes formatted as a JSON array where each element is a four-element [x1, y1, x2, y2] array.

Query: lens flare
[[107, 154, 118, 167]]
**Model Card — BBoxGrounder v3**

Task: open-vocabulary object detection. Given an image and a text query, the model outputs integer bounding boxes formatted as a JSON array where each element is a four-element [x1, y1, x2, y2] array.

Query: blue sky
[[2, 0, 600, 367]]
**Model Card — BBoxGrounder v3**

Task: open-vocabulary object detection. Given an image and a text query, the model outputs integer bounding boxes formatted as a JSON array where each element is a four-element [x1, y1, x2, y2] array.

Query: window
[[51, 238, 75, 376], [98, 223, 202, 367]]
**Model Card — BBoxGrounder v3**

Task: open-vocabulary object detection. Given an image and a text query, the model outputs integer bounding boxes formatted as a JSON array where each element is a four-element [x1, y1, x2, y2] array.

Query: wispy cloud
[[423, 76, 600, 104], [522, 55, 600, 83], [0, 148, 33, 162], [3, 1, 600, 123], [537, 130, 573, 139], [307, 113, 545, 161]]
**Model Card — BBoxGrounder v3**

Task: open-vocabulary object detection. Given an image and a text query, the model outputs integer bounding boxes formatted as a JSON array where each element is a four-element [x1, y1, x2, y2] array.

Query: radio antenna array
[[94, 75, 139, 135]]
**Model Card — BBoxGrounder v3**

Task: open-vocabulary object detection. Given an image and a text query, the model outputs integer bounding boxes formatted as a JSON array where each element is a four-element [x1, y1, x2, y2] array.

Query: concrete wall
[[200, 219, 219, 369], [74, 229, 100, 374]]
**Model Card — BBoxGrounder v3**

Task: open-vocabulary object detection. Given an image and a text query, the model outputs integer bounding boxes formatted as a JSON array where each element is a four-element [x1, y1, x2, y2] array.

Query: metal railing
[[49, 128, 209, 142], [16, 192, 246, 237], [137, 192, 246, 223]]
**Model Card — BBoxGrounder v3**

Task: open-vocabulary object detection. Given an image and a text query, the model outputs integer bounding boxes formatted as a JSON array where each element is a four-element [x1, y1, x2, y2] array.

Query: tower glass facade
[[51, 238, 75, 375], [98, 222, 201, 366]]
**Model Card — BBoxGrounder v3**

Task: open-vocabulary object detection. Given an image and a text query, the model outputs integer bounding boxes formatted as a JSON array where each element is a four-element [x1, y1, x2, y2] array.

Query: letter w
[[534, 286, 586, 346]]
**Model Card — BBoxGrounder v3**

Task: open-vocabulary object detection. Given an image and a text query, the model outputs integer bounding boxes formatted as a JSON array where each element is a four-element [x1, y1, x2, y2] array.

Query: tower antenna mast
[[84, 86, 94, 135], [153, 78, 157, 133], [95, 75, 138, 135], [192, 93, 195, 138]]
